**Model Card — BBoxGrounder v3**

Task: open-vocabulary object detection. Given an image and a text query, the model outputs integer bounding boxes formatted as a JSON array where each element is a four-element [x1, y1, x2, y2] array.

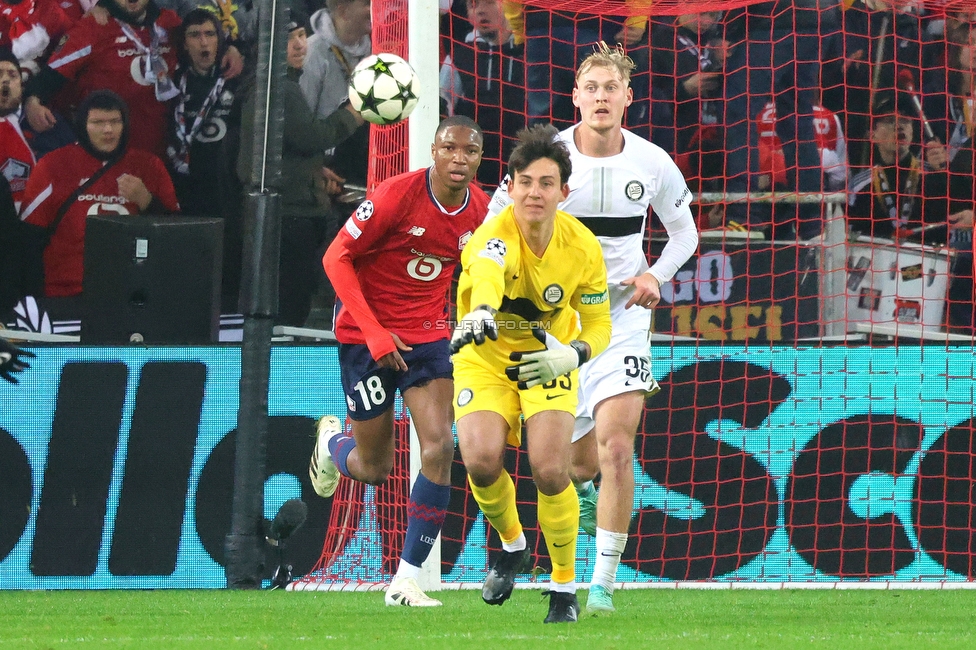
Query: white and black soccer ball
[[347, 53, 420, 126]]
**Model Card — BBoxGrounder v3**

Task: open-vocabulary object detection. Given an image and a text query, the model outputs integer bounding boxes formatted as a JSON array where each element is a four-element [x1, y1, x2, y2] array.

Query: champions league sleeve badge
[[479, 237, 507, 267], [355, 200, 374, 221]]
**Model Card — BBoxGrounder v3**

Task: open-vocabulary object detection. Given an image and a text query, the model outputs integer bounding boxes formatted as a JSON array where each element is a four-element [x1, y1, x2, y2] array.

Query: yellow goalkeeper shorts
[[453, 357, 578, 447]]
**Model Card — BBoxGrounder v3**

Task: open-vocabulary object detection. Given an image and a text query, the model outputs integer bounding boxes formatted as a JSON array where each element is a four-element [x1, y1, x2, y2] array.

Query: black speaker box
[[82, 215, 223, 344]]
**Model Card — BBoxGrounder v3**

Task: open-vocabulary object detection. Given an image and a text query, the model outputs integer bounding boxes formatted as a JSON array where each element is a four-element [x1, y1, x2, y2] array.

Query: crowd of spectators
[[0, 0, 369, 330], [440, 0, 976, 333], [2, 0, 976, 335]]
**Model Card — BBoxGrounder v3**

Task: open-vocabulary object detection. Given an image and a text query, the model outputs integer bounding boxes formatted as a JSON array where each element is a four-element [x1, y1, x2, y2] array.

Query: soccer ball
[[347, 53, 420, 126]]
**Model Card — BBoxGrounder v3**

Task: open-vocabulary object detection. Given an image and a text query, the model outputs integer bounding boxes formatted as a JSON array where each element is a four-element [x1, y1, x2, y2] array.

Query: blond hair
[[576, 41, 636, 86]]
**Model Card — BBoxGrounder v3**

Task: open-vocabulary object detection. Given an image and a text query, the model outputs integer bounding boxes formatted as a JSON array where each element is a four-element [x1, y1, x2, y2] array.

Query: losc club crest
[[625, 180, 644, 201], [458, 230, 472, 250], [543, 284, 563, 304], [355, 200, 374, 221], [0, 158, 30, 192]]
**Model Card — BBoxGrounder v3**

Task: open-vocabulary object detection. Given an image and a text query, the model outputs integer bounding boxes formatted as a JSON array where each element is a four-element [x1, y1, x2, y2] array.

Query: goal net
[[293, 0, 976, 589]]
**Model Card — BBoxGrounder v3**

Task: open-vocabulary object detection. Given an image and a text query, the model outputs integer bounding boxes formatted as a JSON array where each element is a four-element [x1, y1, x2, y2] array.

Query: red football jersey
[[58, 0, 89, 23], [757, 102, 843, 185], [0, 114, 36, 210], [46, 10, 180, 158], [324, 167, 489, 359], [21, 143, 179, 297]]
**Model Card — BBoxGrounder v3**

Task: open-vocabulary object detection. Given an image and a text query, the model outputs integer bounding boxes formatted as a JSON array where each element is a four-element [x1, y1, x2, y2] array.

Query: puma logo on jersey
[[408, 226, 426, 236]]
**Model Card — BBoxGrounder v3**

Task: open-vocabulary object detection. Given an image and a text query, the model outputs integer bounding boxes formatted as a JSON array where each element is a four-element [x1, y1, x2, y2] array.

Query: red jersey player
[[309, 115, 488, 608]]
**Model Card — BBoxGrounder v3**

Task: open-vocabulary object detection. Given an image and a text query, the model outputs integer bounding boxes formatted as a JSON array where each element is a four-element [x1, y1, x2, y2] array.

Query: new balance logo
[[408, 226, 426, 236]]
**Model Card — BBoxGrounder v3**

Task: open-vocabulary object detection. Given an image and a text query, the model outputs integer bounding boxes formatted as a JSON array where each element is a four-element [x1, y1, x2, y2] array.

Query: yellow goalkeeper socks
[[537, 484, 579, 586], [468, 471, 523, 545]]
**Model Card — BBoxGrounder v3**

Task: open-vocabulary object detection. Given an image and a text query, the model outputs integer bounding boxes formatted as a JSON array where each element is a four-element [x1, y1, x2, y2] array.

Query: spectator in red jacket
[[20, 90, 179, 299]]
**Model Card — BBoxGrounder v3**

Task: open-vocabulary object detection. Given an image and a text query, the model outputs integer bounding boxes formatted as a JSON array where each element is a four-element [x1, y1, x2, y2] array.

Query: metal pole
[[224, 0, 288, 589]]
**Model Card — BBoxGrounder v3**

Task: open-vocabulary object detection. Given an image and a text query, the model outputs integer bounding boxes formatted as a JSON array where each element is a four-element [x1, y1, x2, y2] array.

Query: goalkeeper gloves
[[505, 327, 589, 389], [449, 305, 498, 354]]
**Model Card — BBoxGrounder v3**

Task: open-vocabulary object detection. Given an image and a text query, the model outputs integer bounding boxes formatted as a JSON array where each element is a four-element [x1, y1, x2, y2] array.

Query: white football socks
[[590, 527, 628, 592]]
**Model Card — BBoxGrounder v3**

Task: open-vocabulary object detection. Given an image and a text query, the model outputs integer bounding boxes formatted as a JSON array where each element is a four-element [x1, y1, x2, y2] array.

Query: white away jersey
[[486, 126, 694, 319]]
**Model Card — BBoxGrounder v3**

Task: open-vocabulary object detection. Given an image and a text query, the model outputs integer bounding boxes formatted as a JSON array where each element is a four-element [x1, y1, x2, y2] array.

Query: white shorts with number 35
[[572, 323, 659, 442]]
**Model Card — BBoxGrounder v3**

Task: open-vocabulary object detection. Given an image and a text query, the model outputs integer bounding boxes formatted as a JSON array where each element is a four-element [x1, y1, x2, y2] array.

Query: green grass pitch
[[1, 589, 975, 649]]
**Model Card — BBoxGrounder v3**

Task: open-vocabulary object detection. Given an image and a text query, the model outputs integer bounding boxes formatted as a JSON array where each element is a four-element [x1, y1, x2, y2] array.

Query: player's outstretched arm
[[453, 231, 510, 354], [0, 339, 35, 384], [449, 305, 498, 354], [505, 327, 589, 390], [322, 232, 397, 360], [624, 209, 698, 309]]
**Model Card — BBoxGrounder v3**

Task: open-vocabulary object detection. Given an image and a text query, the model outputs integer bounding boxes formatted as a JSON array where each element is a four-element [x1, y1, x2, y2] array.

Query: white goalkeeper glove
[[449, 305, 498, 354], [505, 327, 589, 389]]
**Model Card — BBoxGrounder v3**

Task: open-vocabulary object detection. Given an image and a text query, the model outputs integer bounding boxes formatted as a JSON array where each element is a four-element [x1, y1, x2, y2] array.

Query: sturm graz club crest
[[625, 180, 644, 201], [543, 284, 564, 304]]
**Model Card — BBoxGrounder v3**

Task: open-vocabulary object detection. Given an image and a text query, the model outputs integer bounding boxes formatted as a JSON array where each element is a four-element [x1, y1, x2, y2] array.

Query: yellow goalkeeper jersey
[[455, 203, 612, 371]]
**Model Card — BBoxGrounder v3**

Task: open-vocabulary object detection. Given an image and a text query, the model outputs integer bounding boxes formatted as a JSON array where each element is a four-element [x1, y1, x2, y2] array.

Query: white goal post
[[407, 0, 443, 592]]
